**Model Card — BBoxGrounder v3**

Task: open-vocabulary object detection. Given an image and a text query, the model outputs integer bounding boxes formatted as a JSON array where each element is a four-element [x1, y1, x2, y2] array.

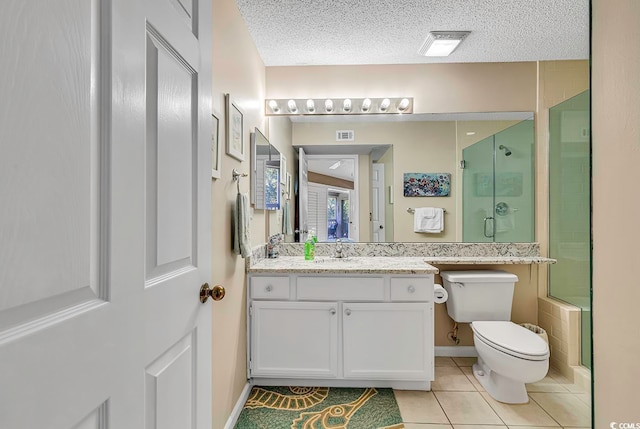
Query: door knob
[[200, 283, 225, 303]]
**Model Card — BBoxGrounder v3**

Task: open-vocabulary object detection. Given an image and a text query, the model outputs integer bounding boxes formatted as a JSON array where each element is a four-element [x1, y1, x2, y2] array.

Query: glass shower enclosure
[[548, 90, 591, 369], [462, 119, 535, 242]]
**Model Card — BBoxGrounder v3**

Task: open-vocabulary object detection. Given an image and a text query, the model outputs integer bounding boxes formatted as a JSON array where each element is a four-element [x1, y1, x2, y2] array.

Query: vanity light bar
[[265, 97, 413, 116]]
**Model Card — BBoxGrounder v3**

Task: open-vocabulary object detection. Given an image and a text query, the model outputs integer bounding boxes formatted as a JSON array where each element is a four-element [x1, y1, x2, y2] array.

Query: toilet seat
[[472, 321, 549, 361]]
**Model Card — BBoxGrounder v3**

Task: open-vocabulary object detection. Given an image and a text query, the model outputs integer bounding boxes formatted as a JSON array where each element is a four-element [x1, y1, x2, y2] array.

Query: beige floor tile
[[452, 357, 477, 367], [529, 393, 591, 427], [393, 390, 450, 424], [575, 392, 591, 406], [402, 425, 453, 429], [562, 383, 588, 393], [435, 357, 457, 367], [480, 392, 559, 427], [526, 375, 570, 393], [506, 427, 566, 429], [432, 366, 477, 391], [460, 366, 485, 392], [453, 426, 506, 429], [434, 391, 503, 425], [547, 367, 572, 384]]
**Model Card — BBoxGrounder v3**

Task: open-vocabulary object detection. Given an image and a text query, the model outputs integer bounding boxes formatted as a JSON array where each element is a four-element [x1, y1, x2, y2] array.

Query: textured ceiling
[[235, 0, 589, 66]]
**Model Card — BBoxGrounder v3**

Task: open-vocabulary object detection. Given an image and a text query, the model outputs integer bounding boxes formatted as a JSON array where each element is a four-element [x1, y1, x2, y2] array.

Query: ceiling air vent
[[336, 130, 354, 142]]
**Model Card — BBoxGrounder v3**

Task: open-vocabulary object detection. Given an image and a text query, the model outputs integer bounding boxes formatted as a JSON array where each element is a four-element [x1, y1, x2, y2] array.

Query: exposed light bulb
[[324, 99, 334, 113], [379, 98, 391, 112], [287, 99, 298, 113], [398, 98, 410, 112], [268, 100, 280, 113], [361, 98, 371, 112], [343, 98, 352, 112], [306, 99, 315, 113]]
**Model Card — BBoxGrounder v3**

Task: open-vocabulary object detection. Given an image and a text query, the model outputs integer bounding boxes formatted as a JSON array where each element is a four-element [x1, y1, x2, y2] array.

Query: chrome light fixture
[[268, 100, 280, 113], [324, 99, 334, 113], [306, 99, 315, 113], [287, 99, 298, 113], [397, 98, 410, 112], [361, 98, 371, 112], [265, 97, 413, 116], [343, 98, 352, 112], [418, 31, 470, 57]]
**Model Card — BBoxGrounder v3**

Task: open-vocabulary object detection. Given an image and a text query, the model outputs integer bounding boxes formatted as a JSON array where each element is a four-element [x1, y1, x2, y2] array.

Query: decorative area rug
[[234, 386, 405, 429]]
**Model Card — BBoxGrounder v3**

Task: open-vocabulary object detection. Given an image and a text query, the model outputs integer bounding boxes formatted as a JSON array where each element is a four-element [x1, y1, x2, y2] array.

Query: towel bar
[[407, 207, 447, 214]]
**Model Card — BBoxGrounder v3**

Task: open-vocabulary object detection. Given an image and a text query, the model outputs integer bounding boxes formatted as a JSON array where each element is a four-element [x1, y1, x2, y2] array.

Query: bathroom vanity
[[246, 257, 439, 390]]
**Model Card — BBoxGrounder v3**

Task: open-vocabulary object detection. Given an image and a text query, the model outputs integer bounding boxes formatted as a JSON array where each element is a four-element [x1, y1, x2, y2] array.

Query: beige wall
[[211, 0, 265, 426], [592, 0, 640, 426], [266, 63, 537, 113], [434, 265, 540, 346]]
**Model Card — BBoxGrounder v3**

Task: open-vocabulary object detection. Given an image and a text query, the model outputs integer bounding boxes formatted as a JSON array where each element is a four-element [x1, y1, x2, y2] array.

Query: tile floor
[[394, 357, 592, 429]]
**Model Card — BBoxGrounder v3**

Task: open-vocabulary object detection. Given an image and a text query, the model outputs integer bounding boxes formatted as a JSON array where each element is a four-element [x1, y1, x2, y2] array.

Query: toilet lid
[[472, 321, 549, 361]]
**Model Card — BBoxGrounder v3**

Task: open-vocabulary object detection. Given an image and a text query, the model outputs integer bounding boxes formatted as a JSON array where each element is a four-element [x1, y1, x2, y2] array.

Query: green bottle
[[304, 228, 316, 260]]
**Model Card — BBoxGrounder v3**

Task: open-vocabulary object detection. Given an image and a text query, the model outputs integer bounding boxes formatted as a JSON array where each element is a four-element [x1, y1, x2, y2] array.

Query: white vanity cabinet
[[247, 273, 435, 390]]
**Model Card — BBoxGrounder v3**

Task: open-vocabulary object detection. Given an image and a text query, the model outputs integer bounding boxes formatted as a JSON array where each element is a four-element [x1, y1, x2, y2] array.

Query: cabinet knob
[[330, 308, 336, 315], [265, 285, 273, 292], [345, 308, 352, 316], [407, 285, 416, 293]]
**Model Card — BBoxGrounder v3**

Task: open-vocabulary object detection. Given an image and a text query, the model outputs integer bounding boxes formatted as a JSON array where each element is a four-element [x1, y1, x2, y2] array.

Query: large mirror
[[272, 112, 535, 243], [250, 128, 281, 211]]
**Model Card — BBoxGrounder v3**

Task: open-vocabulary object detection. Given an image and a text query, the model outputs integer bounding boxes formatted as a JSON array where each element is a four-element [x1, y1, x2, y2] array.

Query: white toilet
[[441, 270, 549, 404]]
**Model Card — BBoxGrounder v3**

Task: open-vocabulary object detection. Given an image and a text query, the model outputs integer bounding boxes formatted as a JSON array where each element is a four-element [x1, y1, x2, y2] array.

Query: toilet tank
[[440, 270, 518, 323]]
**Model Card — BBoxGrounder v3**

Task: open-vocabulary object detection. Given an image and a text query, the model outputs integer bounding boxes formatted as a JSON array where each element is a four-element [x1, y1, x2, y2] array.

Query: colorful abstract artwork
[[403, 173, 451, 197]]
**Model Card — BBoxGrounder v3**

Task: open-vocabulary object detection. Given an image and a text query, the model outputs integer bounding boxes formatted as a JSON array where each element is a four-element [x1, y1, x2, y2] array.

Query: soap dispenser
[[304, 228, 316, 260]]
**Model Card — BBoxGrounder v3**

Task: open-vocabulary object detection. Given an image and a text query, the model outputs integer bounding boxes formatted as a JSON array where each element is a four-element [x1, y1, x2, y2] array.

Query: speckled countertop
[[248, 256, 439, 274], [424, 256, 556, 265]]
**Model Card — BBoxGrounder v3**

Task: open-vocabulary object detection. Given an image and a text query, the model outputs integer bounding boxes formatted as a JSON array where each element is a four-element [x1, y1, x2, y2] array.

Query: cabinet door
[[343, 303, 433, 380], [251, 301, 339, 378]]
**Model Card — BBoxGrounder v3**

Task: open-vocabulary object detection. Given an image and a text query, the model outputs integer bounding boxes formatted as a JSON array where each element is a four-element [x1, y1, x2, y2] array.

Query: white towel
[[234, 193, 251, 258], [414, 207, 444, 233], [282, 200, 293, 235]]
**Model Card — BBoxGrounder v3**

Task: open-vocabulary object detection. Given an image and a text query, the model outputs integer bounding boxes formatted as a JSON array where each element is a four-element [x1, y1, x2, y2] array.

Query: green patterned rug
[[234, 386, 405, 429]]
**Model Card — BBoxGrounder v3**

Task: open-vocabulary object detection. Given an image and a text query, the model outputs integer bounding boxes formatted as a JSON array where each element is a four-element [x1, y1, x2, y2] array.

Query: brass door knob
[[200, 283, 225, 303]]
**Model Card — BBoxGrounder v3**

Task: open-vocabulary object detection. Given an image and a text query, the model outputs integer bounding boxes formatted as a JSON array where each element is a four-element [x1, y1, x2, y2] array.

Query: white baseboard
[[224, 382, 252, 429], [435, 346, 477, 357]]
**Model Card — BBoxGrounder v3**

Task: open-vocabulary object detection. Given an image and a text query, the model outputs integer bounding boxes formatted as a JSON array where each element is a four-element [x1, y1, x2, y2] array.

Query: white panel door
[[298, 147, 309, 242], [251, 301, 339, 378], [342, 303, 431, 380], [0, 0, 213, 427], [371, 164, 386, 242]]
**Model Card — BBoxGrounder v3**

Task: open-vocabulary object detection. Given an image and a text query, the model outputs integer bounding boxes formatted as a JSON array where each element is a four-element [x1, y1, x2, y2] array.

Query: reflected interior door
[[462, 135, 496, 242], [0, 0, 213, 427], [298, 147, 309, 242], [371, 164, 386, 242]]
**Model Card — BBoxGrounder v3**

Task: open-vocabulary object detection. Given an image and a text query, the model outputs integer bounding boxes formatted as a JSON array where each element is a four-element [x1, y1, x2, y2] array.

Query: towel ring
[[232, 168, 248, 193]]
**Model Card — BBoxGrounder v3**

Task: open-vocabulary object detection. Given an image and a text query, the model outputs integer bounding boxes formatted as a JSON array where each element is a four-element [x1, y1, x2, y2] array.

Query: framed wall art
[[403, 172, 451, 197], [211, 113, 221, 179], [225, 93, 244, 161]]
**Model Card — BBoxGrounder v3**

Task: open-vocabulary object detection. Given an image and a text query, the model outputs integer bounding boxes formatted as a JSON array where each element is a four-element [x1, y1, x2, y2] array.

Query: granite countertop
[[248, 256, 439, 274], [425, 256, 556, 265]]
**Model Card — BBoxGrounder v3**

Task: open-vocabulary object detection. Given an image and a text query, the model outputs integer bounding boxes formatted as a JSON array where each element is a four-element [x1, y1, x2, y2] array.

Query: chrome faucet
[[334, 238, 345, 258]]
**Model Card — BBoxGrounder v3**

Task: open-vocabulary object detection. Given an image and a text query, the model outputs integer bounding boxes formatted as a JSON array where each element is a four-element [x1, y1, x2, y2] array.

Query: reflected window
[[265, 162, 280, 210], [327, 191, 349, 239]]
